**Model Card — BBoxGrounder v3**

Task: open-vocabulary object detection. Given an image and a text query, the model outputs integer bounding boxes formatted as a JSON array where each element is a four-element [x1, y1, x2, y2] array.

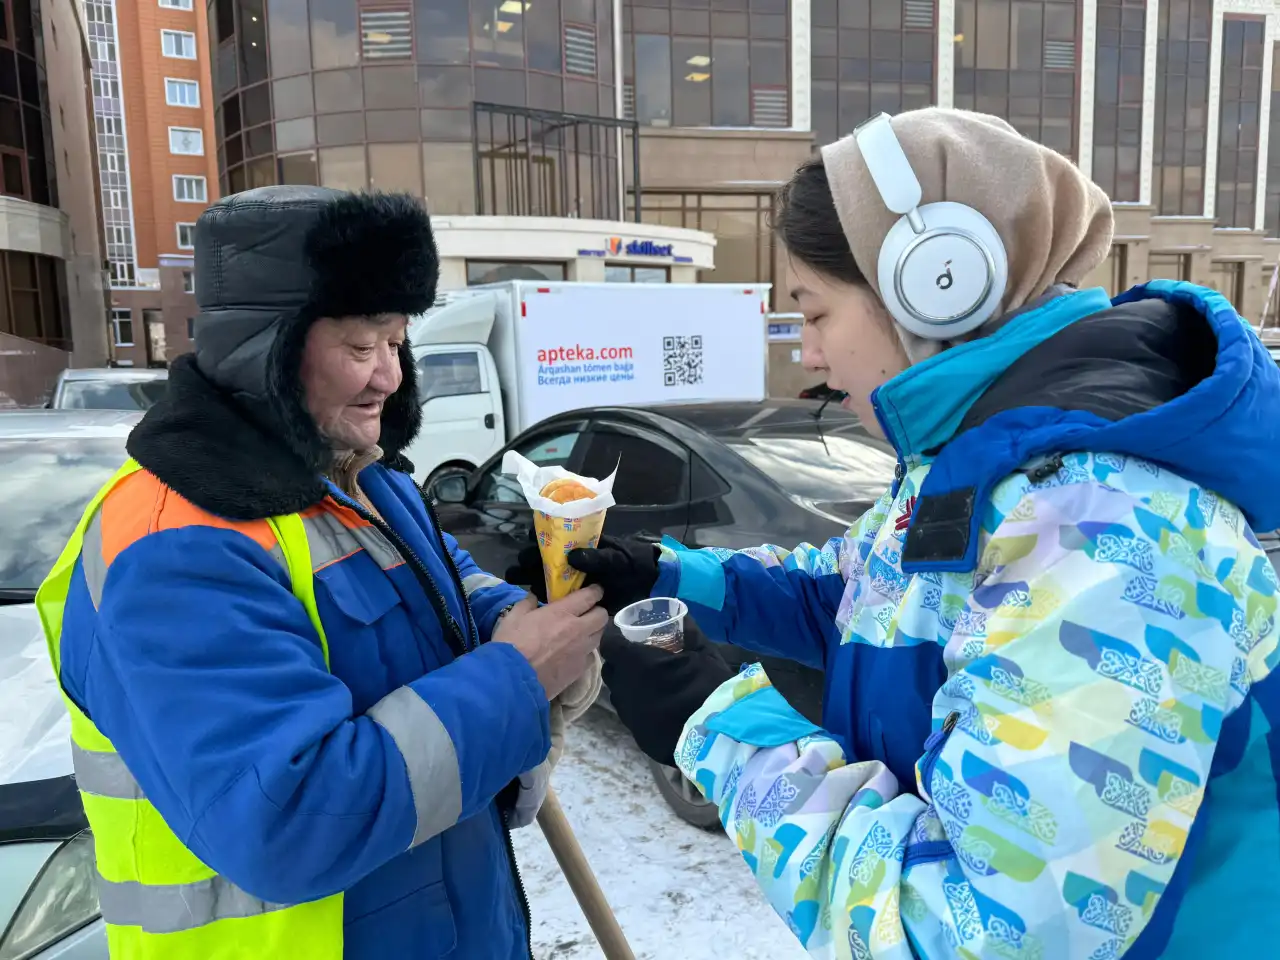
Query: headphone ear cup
[[876, 202, 1008, 341]]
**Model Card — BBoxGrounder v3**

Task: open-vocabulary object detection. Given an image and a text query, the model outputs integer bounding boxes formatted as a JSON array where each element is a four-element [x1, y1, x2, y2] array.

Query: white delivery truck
[[403, 281, 770, 488]]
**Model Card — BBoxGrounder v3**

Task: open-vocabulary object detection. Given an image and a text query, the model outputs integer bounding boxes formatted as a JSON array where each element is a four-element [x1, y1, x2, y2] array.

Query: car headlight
[[0, 832, 100, 960]]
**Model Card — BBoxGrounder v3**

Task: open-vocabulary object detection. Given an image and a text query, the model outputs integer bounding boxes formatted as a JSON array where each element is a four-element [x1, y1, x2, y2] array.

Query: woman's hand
[[505, 535, 660, 614], [600, 620, 736, 766]]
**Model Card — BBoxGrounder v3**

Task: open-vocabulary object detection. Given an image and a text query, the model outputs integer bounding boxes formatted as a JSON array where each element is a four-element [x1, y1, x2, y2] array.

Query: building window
[[1216, 18, 1265, 229], [112, 308, 134, 346], [811, 0, 936, 149], [177, 222, 196, 249], [1092, 0, 1145, 201], [465, 261, 568, 285], [187, 317, 195, 339], [162, 29, 198, 59], [565, 23, 597, 77], [92, 76, 121, 99], [606, 265, 670, 283], [954, 0, 1078, 159], [173, 175, 208, 202], [623, 5, 790, 129], [182, 270, 195, 293], [1153, 0, 1212, 216], [1209, 260, 1245, 311], [1147, 251, 1192, 281], [0, 254, 69, 348], [109, 261, 137, 286], [632, 189, 778, 309], [361, 7, 412, 60], [160, 0, 195, 8], [166, 78, 201, 107], [168, 126, 205, 155]]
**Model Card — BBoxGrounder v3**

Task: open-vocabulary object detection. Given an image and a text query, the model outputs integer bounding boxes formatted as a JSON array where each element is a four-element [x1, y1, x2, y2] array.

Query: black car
[[430, 400, 899, 825]]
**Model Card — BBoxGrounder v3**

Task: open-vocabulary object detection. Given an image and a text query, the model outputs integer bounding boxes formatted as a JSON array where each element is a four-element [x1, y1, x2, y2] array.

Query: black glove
[[600, 620, 736, 767], [505, 535, 660, 614]]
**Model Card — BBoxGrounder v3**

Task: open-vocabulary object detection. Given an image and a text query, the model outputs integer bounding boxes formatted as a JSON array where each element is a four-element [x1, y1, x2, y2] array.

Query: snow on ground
[[511, 706, 807, 960]]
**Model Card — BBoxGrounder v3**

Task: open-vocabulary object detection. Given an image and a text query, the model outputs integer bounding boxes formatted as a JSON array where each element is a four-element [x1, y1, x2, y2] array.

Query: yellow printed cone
[[535, 509, 607, 601]]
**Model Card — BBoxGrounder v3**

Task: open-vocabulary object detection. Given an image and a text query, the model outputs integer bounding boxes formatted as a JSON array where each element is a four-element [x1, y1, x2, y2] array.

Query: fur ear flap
[[379, 343, 423, 472], [304, 192, 439, 320]]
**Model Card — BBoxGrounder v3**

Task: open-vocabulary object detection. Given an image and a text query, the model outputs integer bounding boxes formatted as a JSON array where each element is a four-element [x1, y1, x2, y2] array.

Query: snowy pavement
[[511, 706, 808, 960]]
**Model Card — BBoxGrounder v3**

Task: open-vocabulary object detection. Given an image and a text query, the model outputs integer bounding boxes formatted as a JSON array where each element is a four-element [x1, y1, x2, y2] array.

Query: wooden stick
[[536, 786, 636, 960]]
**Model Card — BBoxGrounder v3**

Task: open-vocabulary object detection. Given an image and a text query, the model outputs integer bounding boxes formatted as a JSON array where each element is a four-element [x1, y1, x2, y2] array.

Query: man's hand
[[505, 536, 659, 614], [492, 587, 608, 700]]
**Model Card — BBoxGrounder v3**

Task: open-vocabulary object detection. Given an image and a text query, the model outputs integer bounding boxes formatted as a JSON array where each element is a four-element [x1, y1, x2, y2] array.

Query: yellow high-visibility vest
[[36, 459, 343, 959]]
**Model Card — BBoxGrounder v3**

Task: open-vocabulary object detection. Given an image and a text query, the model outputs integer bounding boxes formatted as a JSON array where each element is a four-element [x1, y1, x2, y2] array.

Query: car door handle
[[484, 413, 495, 429]]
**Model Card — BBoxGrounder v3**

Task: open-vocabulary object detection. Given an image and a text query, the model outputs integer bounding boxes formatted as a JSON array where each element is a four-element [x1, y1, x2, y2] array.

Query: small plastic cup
[[614, 598, 688, 652]]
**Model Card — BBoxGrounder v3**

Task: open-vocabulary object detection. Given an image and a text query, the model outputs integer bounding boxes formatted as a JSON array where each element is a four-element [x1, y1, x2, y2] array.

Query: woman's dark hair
[[772, 156, 866, 285]]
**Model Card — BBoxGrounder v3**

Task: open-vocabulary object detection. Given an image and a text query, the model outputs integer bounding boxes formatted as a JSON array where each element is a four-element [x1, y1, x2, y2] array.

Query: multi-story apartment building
[[0, 0, 109, 406], [85, 0, 217, 367]]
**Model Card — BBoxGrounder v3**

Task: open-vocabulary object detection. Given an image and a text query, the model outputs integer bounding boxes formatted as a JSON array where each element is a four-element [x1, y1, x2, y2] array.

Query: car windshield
[[59, 378, 166, 411], [0, 437, 128, 593], [724, 429, 898, 504]]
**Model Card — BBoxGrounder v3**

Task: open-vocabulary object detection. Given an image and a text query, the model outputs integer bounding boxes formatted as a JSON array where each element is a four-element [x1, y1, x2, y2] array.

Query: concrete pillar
[[1078, 0, 1097, 178], [568, 258, 607, 282], [437, 259, 467, 291], [1139, 0, 1160, 206], [936, 0, 956, 108], [1256, 14, 1279, 231], [1204, 2, 1226, 219], [791, 0, 811, 131]]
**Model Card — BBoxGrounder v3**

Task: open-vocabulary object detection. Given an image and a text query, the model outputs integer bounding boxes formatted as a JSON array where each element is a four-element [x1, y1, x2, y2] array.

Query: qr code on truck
[[663, 335, 704, 387]]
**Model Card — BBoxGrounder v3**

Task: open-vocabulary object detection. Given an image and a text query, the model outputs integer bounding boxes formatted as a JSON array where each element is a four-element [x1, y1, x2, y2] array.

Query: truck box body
[[405, 281, 770, 486]]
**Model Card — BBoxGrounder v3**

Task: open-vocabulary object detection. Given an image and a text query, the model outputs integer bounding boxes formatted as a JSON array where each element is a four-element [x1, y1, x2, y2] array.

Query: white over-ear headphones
[[853, 113, 1008, 340]]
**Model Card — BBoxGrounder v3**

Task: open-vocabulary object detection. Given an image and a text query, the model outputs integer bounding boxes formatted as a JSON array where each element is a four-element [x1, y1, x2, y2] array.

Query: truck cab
[[407, 291, 505, 488]]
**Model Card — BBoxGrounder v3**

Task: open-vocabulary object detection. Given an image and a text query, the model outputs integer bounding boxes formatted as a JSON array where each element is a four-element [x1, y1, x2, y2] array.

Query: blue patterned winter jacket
[[655, 283, 1280, 958]]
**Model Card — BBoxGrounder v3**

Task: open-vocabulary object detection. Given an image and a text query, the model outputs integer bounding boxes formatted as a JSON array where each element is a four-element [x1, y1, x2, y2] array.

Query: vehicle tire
[[424, 462, 472, 497], [646, 757, 721, 830]]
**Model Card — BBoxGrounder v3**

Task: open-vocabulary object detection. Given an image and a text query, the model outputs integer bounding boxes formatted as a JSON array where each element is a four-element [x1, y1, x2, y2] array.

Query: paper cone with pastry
[[500, 450, 618, 603], [534, 478, 608, 601], [540, 478, 596, 505]]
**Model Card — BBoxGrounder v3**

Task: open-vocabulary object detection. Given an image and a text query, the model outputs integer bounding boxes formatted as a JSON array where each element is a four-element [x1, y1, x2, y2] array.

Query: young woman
[[524, 108, 1280, 958]]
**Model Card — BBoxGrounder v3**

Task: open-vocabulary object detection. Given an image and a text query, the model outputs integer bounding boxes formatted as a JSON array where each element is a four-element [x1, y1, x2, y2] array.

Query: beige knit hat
[[820, 108, 1115, 363]]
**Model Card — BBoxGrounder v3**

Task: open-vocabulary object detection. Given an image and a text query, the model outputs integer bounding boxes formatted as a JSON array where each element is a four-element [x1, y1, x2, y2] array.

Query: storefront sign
[[767, 322, 802, 341], [606, 237, 674, 258]]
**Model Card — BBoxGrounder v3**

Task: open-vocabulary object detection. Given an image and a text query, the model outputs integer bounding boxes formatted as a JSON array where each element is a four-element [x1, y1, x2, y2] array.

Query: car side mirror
[[431, 475, 468, 504]]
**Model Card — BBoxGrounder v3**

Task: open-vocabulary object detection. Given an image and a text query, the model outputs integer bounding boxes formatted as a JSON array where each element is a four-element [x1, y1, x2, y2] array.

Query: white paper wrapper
[[500, 450, 618, 518]]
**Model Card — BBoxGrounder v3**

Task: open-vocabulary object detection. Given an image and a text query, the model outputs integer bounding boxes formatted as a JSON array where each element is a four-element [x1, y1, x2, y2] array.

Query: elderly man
[[36, 186, 605, 958]]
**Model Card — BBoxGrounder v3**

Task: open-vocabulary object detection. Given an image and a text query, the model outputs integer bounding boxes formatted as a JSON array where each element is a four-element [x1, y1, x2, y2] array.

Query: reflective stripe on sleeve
[[82, 509, 108, 608], [96, 872, 292, 934], [71, 743, 142, 800], [365, 686, 462, 847], [461, 573, 504, 596]]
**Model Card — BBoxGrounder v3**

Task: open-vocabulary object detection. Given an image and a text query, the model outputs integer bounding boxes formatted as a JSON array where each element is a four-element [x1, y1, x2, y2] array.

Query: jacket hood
[[897, 281, 1280, 573], [128, 186, 438, 520]]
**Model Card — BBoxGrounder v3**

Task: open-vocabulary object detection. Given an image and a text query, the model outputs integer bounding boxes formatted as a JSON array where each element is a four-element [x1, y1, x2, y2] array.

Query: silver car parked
[[48, 369, 167, 412], [0, 410, 139, 960]]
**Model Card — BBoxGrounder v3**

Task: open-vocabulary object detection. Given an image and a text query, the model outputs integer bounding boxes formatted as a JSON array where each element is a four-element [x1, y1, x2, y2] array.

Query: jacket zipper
[[332, 485, 532, 954], [418, 493, 534, 958], [420, 495, 480, 648], [870, 388, 908, 498], [918, 711, 960, 800], [502, 806, 536, 958]]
